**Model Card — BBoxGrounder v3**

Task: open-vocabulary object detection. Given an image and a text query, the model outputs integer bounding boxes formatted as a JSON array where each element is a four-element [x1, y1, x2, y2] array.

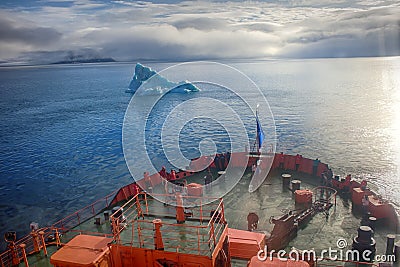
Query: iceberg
[[126, 63, 200, 95]]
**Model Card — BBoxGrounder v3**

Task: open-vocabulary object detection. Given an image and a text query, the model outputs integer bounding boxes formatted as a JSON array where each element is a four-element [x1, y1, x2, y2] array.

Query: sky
[[0, 0, 399, 64]]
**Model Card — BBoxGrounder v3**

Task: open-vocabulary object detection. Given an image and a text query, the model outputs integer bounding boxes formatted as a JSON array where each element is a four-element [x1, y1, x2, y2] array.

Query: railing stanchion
[[197, 228, 201, 255], [137, 222, 143, 248], [200, 204, 203, 224], [19, 244, 29, 267], [55, 228, 61, 247], [210, 222, 216, 249], [135, 194, 143, 218], [31, 231, 40, 253], [144, 194, 149, 215], [38, 231, 47, 257], [221, 199, 225, 224]]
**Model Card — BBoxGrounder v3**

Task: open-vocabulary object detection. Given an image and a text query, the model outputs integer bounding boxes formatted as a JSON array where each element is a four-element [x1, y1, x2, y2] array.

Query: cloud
[[285, 31, 399, 58], [16, 48, 106, 65], [0, 16, 62, 46], [282, 5, 400, 57], [172, 17, 227, 31], [72, 23, 282, 61], [240, 22, 283, 33], [0, 0, 399, 64]]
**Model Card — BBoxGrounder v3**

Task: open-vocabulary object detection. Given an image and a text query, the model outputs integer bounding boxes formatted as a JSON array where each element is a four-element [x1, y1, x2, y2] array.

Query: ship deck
[[24, 169, 399, 266]]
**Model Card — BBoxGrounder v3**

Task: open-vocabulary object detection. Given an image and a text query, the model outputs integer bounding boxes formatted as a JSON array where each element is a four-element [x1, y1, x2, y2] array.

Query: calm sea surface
[[0, 58, 399, 246]]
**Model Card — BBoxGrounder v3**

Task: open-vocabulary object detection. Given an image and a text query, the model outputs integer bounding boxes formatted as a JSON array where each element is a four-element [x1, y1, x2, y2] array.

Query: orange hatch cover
[[50, 235, 112, 267], [248, 256, 310, 267], [227, 228, 266, 260]]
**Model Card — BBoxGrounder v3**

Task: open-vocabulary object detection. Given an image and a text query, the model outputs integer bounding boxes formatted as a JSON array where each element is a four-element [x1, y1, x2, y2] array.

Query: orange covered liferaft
[[50, 235, 112, 267], [227, 228, 266, 260], [294, 190, 313, 204]]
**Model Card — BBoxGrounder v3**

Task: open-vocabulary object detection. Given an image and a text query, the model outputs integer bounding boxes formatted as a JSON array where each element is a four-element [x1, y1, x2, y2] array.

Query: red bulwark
[[50, 235, 112, 267], [248, 256, 310, 267], [230, 152, 249, 168], [299, 158, 313, 175], [316, 163, 328, 177], [227, 228, 266, 260], [284, 155, 296, 171]]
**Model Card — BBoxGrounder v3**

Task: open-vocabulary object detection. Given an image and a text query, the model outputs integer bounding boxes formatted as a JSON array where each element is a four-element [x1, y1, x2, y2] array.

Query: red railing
[[0, 189, 118, 267], [52, 189, 117, 231], [312, 186, 337, 207], [110, 192, 226, 257]]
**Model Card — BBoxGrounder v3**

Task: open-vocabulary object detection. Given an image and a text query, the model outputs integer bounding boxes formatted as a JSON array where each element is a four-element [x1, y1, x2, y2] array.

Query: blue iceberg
[[126, 63, 200, 95]]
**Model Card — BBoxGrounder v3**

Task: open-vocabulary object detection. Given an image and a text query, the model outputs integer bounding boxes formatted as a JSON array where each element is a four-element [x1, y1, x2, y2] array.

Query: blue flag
[[256, 114, 265, 150]]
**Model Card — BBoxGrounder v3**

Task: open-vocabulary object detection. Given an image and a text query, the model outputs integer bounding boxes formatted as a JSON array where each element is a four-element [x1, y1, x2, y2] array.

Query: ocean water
[[0, 58, 399, 247]]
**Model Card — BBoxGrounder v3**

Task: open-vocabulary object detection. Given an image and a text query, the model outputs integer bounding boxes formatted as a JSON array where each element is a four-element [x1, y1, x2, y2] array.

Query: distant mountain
[[52, 57, 116, 64]]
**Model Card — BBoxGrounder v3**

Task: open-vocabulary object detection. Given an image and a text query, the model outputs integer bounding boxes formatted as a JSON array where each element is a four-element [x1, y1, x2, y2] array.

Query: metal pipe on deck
[[291, 180, 301, 192], [368, 216, 377, 230], [351, 226, 376, 262], [386, 234, 396, 256], [394, 241, 400, 264], [282, 174, 291, 190]]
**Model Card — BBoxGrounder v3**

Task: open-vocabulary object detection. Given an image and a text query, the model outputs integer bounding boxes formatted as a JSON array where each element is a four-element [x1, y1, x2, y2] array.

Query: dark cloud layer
[[0, 17, 62, 46]]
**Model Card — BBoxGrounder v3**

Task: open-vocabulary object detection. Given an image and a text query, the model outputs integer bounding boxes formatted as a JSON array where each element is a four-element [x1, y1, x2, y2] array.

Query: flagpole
[[256, 104, 259, 151]]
